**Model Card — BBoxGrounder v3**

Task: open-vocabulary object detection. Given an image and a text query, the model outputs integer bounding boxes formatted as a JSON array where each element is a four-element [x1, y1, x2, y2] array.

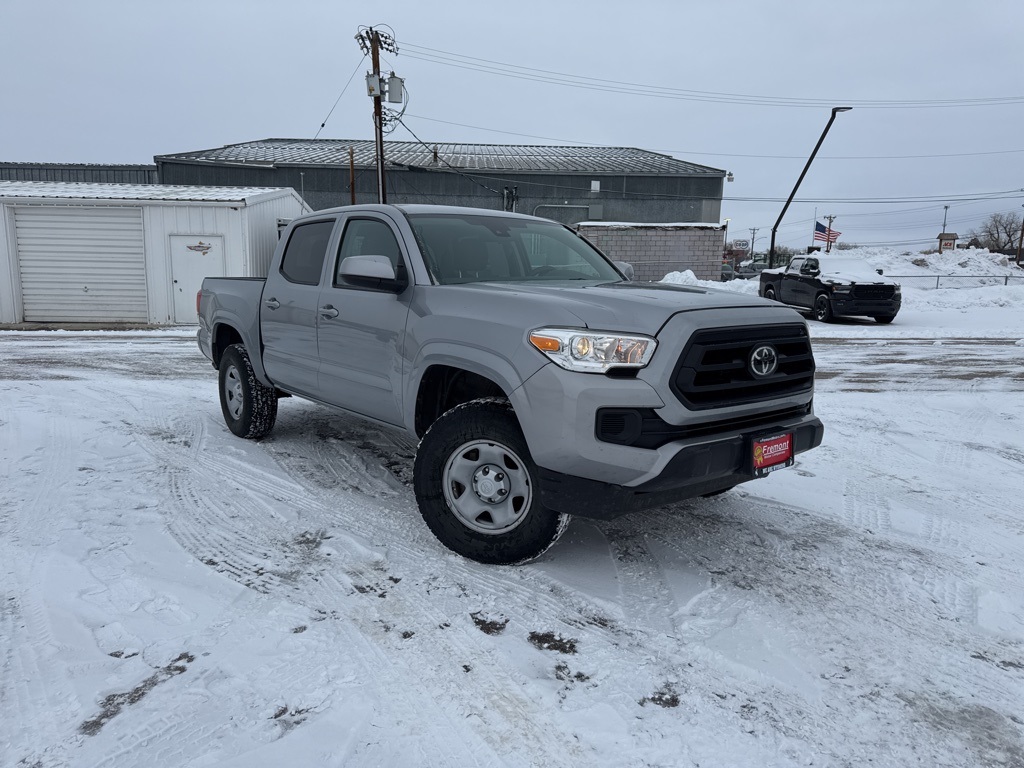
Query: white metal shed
[[0, 181, 309, 324]]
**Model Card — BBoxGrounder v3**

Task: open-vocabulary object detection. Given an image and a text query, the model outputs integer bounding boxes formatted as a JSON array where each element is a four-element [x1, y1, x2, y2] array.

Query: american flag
[[814, 221, 840, 243]]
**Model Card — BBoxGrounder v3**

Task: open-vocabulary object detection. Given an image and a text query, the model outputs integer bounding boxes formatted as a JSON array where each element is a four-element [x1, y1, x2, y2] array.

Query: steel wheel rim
[[765, 288, 775, 300], [223, 364, 244, 420], [442, 439, 532, 535]]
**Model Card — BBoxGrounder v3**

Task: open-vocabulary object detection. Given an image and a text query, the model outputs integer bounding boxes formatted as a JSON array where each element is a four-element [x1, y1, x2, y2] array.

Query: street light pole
[[769, 107, 852, 267]]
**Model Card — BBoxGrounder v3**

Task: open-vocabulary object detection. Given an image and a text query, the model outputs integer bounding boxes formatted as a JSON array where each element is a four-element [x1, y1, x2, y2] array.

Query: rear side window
[[280, 220, 335, 285]]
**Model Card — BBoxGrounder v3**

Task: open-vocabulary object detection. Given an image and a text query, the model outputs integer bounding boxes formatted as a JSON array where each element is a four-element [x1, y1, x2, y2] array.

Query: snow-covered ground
[[2, 253, 1023, 767]]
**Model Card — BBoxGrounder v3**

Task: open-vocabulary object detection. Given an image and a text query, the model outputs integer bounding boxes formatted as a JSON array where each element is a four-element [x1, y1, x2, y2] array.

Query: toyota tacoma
[[198, 205, 824, 564]]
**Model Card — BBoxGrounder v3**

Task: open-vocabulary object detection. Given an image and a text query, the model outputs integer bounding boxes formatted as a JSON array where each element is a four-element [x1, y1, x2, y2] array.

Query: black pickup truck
[[759, 255, 901, 323]]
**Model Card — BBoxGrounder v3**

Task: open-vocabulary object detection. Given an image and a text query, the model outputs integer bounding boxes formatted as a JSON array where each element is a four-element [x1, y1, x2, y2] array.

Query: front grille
[[851, 284, 897, 300], [671, 324, 815, 410]]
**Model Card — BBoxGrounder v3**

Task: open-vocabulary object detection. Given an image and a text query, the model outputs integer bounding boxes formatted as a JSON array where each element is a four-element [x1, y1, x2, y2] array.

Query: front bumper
[[536, 413, 823, 519], [509, 306, 824, 519], [829, 295, 901, 318]]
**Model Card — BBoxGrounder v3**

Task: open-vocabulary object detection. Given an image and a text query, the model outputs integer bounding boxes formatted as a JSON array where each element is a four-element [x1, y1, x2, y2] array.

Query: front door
[[170, 235, 225, 323], [316, 214, 412, 426]]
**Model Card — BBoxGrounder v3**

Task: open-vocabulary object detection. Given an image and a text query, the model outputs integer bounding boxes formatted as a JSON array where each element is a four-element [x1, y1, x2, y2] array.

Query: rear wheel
[[763, 285, 776, 300], [813, 294, 834, 323], [218, 343, 278, 439], [874, 314, 897, 324], [414, 399, 569, 565]]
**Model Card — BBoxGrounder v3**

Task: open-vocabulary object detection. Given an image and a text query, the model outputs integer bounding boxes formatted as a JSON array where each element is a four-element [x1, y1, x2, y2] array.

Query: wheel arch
[[210, 318, 273, 387], [413, 363, 510, 438]]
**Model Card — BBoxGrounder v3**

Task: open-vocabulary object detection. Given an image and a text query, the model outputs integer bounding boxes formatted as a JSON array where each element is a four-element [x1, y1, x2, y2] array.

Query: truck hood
[[819, 270, 900, 286], [437, 280, 781, 335]]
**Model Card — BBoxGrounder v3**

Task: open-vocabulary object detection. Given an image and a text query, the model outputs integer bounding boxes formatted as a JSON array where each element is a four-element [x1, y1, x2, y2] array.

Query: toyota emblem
[[749, 344, 779, 378]]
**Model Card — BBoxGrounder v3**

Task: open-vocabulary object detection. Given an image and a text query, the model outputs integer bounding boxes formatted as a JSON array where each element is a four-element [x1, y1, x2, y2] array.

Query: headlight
[[894, 286, 902, 297], [830, 285, 852, 294], [529, 328, 657, 372]]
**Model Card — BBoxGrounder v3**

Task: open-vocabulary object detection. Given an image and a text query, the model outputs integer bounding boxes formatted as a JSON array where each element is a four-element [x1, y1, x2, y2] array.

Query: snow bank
[[661, 246, 1024, 339]]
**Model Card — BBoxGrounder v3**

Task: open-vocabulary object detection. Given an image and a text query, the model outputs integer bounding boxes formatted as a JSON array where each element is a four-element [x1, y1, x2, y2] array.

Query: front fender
[[405, 339, 544, 431]]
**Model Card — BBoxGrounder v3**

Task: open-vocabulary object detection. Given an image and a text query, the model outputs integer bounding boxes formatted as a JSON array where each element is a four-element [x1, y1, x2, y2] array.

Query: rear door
[[260, 217, 338, 397], [316, 213, 412, 426]]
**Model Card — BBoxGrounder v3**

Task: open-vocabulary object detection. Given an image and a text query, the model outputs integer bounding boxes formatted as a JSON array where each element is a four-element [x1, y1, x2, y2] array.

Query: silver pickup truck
[[198, 204, 823, 564]]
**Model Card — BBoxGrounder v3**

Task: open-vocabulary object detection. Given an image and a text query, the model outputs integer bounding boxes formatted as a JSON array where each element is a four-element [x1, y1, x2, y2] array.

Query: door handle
[[319, 305, 339, 319], [264, 298, 281, 310]]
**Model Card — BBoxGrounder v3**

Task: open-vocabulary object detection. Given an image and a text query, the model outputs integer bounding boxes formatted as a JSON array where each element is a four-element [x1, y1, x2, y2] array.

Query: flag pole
[[811, 207, 817, 250]]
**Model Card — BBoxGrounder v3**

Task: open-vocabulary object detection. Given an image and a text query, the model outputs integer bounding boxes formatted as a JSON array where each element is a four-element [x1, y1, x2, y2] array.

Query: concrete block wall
[[577, 224, 724, 282]]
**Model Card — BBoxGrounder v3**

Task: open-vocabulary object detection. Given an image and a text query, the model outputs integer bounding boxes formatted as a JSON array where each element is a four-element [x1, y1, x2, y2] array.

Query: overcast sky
[[3, 0, 1023, 251]]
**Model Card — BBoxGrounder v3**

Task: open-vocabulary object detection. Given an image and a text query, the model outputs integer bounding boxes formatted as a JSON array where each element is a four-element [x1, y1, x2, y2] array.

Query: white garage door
[[15, 206, 148, 322]]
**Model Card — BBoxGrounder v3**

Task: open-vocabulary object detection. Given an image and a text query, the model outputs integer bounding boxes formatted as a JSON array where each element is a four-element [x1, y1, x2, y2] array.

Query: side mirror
[[613, 261, 634, 281], [876, 269, 884, 275], [339, 254, 405, 292]]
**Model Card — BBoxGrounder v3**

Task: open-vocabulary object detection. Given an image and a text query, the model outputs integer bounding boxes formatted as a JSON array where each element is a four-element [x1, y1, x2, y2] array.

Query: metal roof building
[[0, 162, 157, 185], [155, 139, 727, 225]]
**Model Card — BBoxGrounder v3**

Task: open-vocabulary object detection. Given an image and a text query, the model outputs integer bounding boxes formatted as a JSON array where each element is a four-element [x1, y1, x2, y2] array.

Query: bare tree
[[967, 212, 1023, 252]]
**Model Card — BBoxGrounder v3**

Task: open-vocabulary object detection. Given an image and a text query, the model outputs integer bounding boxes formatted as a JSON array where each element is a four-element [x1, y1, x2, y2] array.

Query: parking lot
[[1, 329, 1022, 767]]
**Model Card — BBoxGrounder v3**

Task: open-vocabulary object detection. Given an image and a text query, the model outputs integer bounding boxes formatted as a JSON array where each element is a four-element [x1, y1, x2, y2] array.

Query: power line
[[399, 42, 1024, 110], [396, 117, 502, 196], [401, 112, 1024, 162], [314, 55, 367, 139]]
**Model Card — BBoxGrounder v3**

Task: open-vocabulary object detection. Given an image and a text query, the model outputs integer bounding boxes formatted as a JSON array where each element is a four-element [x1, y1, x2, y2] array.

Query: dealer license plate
[[752, 432, 794, 477]]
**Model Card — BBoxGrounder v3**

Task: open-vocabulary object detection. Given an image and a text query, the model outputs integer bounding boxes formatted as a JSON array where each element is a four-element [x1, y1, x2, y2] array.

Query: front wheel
[[218, 343, 278, 439], [813, 294, 834, 323], [414, 399, 569, 565]]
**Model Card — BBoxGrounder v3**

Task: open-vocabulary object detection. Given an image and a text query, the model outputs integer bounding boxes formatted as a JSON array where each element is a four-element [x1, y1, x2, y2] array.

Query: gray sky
[[3, 0, 1022, 251]]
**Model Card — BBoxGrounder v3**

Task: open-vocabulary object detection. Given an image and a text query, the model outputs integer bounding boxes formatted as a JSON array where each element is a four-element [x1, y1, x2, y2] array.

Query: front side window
[[787, 258, 805, 274], [334, 218, 404, 286], [407, 214, 621, 285], [280, 220, 335, 285]]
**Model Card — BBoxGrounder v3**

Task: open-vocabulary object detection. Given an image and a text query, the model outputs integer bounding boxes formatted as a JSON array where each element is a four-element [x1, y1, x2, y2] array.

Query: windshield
[[817, 258, 877, 275], [405, 213, 623, 285]]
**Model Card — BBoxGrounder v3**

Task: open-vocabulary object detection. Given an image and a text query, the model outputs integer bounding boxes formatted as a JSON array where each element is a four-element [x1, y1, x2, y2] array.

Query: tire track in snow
[[126, 404, 593, 765], [0, 393, 87, 767]]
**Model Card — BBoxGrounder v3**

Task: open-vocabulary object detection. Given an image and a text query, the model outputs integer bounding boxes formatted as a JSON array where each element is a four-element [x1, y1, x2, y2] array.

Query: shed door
[[14, 206, 148, 322]]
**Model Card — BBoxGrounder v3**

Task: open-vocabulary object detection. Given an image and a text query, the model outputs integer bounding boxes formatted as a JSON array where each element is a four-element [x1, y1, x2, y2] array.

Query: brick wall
[[576, 223, 725, 282]]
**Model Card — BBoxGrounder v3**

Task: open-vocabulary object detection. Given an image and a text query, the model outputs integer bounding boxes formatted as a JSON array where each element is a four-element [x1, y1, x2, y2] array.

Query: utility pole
[[356, 26, 399, 204], [1016, 204, 1024, 266], [749, 227, 759, 261], [939, 205, 950, 253], [825, 214, 837, 253], [349, 146, 356, 205], [369, 30, 385, 204]]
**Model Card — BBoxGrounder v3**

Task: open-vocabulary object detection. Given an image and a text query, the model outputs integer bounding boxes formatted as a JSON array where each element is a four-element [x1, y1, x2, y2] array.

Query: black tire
[[813, 294, 834, 323], [413, 398, 569, 565], [763, 285, 776, 301], [218, 343, 278, 439], [874, 314, 897, 324]]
